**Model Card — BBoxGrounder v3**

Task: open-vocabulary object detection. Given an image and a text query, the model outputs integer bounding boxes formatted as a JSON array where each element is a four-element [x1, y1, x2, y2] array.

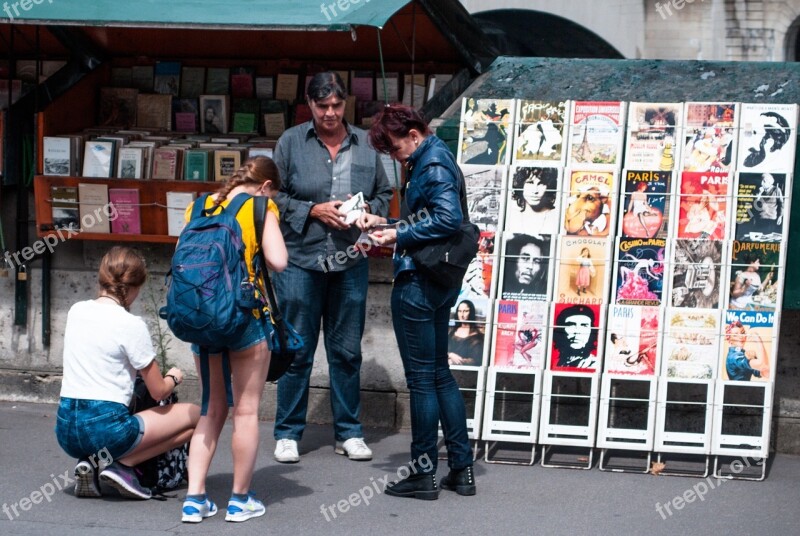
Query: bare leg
[[120, 403, 199, 467]]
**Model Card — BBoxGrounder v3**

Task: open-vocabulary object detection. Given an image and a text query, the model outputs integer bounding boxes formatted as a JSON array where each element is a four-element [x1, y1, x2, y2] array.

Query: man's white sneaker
[[335, 438, 373, 461], [274, 439, 300, 463]]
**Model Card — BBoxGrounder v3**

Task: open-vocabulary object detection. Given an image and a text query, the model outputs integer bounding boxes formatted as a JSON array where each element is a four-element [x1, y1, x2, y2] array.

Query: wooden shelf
[[34, 175, 216, 243]]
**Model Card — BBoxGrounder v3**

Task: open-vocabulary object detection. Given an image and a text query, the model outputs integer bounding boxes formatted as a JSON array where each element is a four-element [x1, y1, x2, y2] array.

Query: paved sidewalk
[[1, 400, 799, 536]]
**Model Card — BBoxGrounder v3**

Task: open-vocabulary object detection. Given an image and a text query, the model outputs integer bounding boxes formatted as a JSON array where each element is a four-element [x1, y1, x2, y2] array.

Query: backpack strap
[[190, 193, 212, 220], [198, 347, 234, 416]]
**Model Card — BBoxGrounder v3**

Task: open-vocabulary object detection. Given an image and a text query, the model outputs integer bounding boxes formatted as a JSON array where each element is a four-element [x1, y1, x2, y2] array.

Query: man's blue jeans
[[391, 271, 474, 472], [273, 260, 367, 441]]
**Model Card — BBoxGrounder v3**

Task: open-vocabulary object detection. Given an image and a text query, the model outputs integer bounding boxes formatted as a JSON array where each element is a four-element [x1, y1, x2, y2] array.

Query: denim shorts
[[55, 398, 144, 461], [190, 314, 267, 355]]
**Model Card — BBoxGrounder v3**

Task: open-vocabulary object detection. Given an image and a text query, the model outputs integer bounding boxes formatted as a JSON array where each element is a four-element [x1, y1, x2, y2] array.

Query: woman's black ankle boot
[[440, 466, 476, 496]]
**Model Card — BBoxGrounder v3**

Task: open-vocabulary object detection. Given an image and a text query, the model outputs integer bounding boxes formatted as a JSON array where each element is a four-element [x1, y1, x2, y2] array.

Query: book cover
[[109, 188, 141, 234], [736, 103, 798, 173], [153, 60, 181, 96], [50, 186, 79, 231], [117, 147, 145, 179], [624, 102, 682, 171], [492, 300, 548, 370], [230, 66, 255, 99], [661, 308, 720, 379], [613, 237, 667, 306], [232, 112, 256, 133], [446, 296, 489, 368], [504, 166, 561, 235], [136, 93, 173, 130], [604, 304, 661, 375], [205, 67, 230, 95], [166, 191, 197, 236], [214, 149, 243, 181], [98, 87, 138, 128], [401, 73, 426, 109], [275, 73, 299, 102], [151, 147, 183, 180], [263, 112, 287, 139], [670, 239, 724, 309], [130, 65, 154, 92], [549, 302, 602, 373], [255, 76, 274, 99], [567, 101, 625, 168], [554, 235, 609, 305], [734, 171, 788, 242], [43, 136, 73, 176], [173, 98, 199, 133], [499, 232, 554, 302], [676, 171, 731, 239], [727, 240, 781, 312], [512, 100, 568, 166], [682, 102, 738, 172], [721, 309, 775, 382], [562, 169, 616, 237], [457, 98, 515, 166], [198, 95, 229, 134], [184, 149, 211, 181], [376, 72, 399, 102], [180, 66, 205, 98], [350, 70, 374, 102], [81, 140, 115, 178], [78, 182, 110, 233], [461, 164, 505, 232], [293, 103, 312, 125], [619, 170, 672, 238]]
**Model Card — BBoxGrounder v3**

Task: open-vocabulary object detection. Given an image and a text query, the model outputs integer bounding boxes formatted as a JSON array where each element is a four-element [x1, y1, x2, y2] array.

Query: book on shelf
[[205, 67, 230, 95], [173, 98, 200, 133], [78, 182, 110, 233], [263, 112, 286, 139], [334, 70, 349, 91], [248, 146, 274, 160], [98, 87, 138, 128], [82, 140, 116, 178], [130, 65, 154, 92], [230, 66, 255, 99], [402, 74, 426, 110], [109, 188, 142, 235], [166, 191, 197, 236], [376, 72, 399, 103], [184, 149, 212, 181], [43, 136, 75, 176], [50, 186, 80, 231], [117, 146, 147, 179], [136, 94, 173, 130], [232, 98, 260, 133], [350, 71, 374, 102], [214, 149, 244, 181], [255, 76, 274, 99], [111, 67, 133, 87], [199, 95, 229, 134], [154, 61, 181, 96], [180, 66, 206, 99], [275, 73, 299, 102], [151, 147, 185, 180]]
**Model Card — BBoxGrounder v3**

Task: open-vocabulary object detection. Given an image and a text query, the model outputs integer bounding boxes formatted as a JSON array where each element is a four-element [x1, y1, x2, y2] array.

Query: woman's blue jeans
[[391, 271, 474, 472], [273, 261, 367, 442]]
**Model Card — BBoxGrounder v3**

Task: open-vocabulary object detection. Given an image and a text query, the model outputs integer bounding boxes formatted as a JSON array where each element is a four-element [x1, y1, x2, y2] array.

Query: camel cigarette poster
[[562, 169, 616, 237]]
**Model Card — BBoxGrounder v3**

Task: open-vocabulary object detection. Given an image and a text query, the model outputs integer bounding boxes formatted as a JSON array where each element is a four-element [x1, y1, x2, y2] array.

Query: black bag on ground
[[128, 376, 188, 492], [401, 168, 480, 288], [253, 197, 304, 382]]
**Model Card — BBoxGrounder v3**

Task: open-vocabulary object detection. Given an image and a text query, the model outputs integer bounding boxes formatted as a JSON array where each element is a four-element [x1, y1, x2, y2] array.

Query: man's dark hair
[[306, 71, 348, 103], [503, 233, 550, 295], [511, 167, 558, 212]]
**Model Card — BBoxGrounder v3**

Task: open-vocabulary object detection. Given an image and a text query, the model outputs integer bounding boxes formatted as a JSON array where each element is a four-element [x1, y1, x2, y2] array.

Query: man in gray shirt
[[272, 72, 393, 463]]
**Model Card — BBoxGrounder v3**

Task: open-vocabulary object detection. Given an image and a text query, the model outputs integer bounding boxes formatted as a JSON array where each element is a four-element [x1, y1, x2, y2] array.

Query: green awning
[[3, 0, 410, 30]]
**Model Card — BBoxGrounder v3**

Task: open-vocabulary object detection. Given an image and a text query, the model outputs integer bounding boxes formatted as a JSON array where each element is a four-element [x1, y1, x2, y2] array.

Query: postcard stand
[[538, 370, 600, 469], [711, 380, 772, 481], [482, 368, 542, 465], [653, 377, 714, 477], [596, 374, 658, 473]]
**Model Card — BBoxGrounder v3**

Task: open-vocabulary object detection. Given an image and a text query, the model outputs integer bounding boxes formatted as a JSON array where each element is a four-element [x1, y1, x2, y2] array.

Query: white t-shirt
[[60, 300, 156, 405]]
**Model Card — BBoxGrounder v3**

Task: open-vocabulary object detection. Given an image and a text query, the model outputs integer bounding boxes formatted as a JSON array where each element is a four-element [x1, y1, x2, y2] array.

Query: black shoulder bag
[[254, 197, 304, 382], [401, 166, 480, 288]]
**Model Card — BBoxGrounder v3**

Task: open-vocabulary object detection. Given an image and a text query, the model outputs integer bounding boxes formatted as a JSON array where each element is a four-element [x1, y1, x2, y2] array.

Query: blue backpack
[[160, 192, 261, 414]]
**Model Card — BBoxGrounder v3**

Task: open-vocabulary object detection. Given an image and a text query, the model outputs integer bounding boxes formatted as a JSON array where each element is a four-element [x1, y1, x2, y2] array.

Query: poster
[[447, 296, 490, 368], [624, 102, 682, 171], [512, 99, 569, 166], [734, 171, 789, 242], [682, 102, 738, 173], [499, 232, 554, 302], [726, 240, 781, 312], [662, 308, 721, 379], [458, 98, 516, 166], [720, 309, 775, 382], [554, 235, 609, 305], [619, 169, 672, 239], [613, 237, 667, 306], [504, 166, 561, 234], [549, 302, 602, 373], [736, 103, 798, 173], [670, 239, 723, 309], [676, 171, 731, 240], [567, 101, 625, 168], [492, 300, 548, 370], [604, 304, 661, 375], [562, 169, 617, 237]]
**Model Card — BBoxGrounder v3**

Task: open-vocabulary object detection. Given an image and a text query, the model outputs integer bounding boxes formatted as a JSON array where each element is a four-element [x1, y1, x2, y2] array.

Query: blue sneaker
[[225, 492, 265, 522], [181, 496, 218, 523]]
